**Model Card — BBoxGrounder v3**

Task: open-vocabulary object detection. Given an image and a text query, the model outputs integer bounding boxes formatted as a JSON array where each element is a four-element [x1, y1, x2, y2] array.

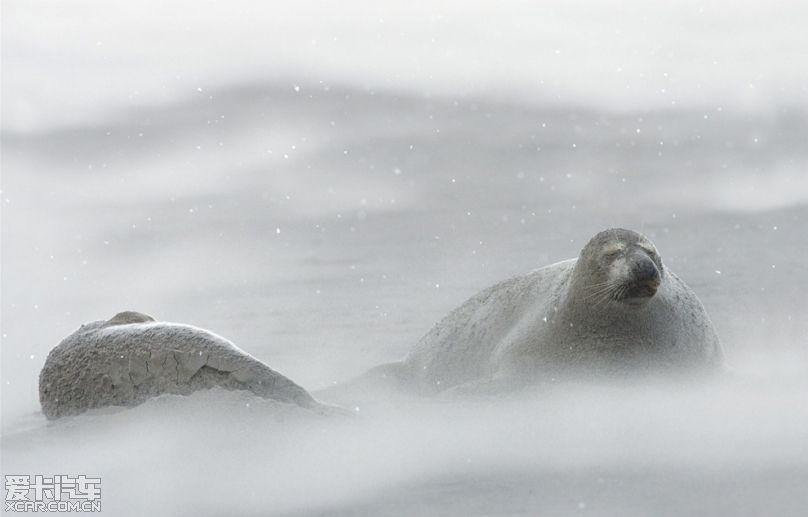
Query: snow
[[3, 1, 808, 515], [4, 380, 808, 516]]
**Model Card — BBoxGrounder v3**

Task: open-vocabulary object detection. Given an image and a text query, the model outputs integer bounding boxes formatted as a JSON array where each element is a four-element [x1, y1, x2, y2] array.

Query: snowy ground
[[3, 2, 808, 516]]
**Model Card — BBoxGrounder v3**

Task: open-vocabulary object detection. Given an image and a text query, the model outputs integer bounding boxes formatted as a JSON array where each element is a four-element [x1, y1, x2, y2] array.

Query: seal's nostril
[[635, 258, 659, 282]]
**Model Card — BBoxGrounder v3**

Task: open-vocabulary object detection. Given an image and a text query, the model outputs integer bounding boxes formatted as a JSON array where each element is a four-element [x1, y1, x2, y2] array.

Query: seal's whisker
[[582, 282, 620, 301], [593, 296, 610, 309], [584, 281, 615, 289], [583, 280, 619, 293], [582, 289, 610, 301], [585, 280, 621, 292], [592, 286, 618, 309], [583, 290, 612, 303], [584, 279, 617, 289]]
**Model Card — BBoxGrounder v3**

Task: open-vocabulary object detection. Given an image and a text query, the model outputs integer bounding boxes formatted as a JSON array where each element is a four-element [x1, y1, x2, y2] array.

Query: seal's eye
[[602, 245, 624, 259], [639, 244, 658, 257]]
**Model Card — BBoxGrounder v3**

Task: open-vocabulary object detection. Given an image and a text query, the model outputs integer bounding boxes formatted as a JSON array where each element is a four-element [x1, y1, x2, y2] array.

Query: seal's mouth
[[585, 258, 663, 309], [619, 276, 661, 305]]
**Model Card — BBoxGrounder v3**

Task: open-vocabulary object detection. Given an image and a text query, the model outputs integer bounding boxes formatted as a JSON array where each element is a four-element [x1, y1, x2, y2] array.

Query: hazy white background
[[6, 0, 808, 132], [2, 1, 808, 515]]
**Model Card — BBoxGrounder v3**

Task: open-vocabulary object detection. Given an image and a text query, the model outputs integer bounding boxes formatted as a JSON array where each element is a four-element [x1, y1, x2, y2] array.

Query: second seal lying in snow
[[39, 311, 323, 418], [381, 228, 724, 394]]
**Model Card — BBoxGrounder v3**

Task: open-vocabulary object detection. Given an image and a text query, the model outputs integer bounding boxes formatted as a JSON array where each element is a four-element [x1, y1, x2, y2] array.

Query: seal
[[380, 228, 724, 395], [39, 311, 323, 418]]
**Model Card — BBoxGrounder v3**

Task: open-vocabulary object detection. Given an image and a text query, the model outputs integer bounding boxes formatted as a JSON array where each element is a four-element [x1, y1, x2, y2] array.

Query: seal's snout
[[636, 257, 660, 287], [625, 256, 661, 303]]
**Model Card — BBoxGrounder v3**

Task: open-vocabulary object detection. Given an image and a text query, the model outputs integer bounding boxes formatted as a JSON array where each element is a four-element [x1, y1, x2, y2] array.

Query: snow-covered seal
[[39, 311, 322, 418], [371, 228, 724, 395]]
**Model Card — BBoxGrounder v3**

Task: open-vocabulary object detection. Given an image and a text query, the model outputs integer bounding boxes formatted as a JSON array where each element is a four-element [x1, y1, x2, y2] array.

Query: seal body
[[397, 229, 724, 394], [39, 311, 319, 418]]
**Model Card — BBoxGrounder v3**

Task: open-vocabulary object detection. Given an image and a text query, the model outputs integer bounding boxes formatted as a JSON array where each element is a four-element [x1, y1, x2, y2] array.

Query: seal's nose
[[635, 256, 661, 291]]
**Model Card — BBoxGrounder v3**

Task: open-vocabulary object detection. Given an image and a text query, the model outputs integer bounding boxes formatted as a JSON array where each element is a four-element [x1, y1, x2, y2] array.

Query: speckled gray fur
[[395, 228, 724, 394], [39, 311, 320, 418]]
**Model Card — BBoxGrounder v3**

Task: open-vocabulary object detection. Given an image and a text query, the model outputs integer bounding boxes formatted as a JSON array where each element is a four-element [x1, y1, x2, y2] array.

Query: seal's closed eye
[[638, 243, 658, 257], [602, 244, 625, 258]]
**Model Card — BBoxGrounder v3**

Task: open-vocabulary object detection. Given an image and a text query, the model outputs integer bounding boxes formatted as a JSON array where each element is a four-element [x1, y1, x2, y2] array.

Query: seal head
[[575, 228, 664, 308]]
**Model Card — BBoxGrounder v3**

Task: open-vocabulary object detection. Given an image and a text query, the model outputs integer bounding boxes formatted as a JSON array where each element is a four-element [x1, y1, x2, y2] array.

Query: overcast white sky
[[4, 0, 808, 131]]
